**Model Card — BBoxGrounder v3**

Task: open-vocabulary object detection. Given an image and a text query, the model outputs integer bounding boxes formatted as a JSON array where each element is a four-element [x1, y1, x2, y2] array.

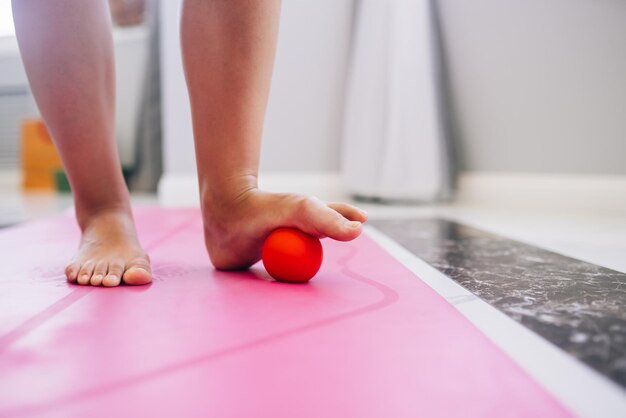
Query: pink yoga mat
[[0, 208, 570, 417]]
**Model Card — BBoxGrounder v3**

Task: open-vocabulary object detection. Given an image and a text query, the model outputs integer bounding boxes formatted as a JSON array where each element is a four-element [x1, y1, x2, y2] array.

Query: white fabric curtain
[[341, 0, 450, 201]]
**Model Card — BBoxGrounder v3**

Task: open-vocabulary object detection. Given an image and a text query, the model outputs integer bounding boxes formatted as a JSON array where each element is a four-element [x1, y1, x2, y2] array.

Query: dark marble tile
[[370, 218, 626, 389]]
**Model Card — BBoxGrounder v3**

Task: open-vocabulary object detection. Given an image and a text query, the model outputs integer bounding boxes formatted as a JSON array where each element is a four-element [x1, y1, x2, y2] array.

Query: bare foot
[[65, 209, 151, 287], [202, 189, 368, 270]]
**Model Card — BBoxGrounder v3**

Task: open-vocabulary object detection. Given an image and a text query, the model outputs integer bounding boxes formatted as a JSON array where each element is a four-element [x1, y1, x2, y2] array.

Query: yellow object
[[21, 119, 63, 190]]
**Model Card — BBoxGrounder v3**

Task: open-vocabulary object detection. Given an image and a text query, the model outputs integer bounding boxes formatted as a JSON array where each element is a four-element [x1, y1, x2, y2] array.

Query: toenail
[[346, 221, 361, 228], [93, 274, 103, 280]]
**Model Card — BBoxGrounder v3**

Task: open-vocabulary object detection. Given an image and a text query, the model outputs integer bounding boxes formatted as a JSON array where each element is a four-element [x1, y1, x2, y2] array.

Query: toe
[[122, 258, 152, 286], [65, 262, 81, 282], [90, 260, 108, 286], [103, 261, 124, 287], [327, 202, 368, 223], [77, 260, 96, 285], [295, 197, 362, 241]]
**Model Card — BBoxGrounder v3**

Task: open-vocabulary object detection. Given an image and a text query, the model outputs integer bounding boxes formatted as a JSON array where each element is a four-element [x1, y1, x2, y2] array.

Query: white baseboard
[[158, 170, 626, 214], [456, 172, 626, 215]]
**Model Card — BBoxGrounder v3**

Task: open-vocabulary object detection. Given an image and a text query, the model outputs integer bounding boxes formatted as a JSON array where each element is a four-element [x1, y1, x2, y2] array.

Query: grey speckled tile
[[370, 218, 626, 389]]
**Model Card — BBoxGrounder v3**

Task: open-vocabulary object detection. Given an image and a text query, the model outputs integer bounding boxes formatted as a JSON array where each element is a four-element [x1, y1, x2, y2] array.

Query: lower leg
[[12, 0, 151, 286], [181, 0, 367, 270]]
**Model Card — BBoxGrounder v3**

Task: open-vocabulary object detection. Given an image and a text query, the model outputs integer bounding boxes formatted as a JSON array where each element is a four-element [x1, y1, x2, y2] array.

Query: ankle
[[200, 173, 258, 211], [75, 204, 133, 233]]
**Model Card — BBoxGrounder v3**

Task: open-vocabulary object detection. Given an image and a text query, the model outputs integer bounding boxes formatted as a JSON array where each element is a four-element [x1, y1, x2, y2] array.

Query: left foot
[[65, 208, 152, 287]]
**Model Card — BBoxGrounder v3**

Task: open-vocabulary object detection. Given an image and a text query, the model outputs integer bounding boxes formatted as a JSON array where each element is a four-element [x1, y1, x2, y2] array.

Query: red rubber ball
[[262, 228, 323, 283]]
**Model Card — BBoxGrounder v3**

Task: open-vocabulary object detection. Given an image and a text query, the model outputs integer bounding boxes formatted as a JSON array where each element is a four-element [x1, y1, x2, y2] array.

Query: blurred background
[[1, 0, 625, 223]]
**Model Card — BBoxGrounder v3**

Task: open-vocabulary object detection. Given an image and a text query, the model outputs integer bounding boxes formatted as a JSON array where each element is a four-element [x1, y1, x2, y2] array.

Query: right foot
[[64, 209, 152, 287], [202, 188, 368, 270]]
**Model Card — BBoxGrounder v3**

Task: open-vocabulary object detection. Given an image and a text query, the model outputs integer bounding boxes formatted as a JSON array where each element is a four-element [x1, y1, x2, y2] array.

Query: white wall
[[159, 0, 626, 206], [159, 0, 354, 179], [261, 1, 353, 172], [0, 38, 28, 88], [159, 0, 195, 178], [437, 0, 626, 175], [0, 37, 35, 170], [113, 26, 150, 167], [0, 26, 149, 170]]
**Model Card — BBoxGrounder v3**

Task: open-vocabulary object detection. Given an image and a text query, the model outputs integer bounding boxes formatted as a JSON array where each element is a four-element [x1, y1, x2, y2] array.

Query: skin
[[12, 0, 150, 286], [12, 0, 367, 286]]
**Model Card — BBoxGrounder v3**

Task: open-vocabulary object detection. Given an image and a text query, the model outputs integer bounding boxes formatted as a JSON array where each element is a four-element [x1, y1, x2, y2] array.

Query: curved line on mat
[[0, 214, 198, 353], [3, 241, 400, 417]]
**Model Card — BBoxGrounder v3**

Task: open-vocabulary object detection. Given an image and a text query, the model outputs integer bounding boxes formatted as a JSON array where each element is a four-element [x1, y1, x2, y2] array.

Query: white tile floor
[[0, 191, 157, 225], [359, 202, 626, 274]]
